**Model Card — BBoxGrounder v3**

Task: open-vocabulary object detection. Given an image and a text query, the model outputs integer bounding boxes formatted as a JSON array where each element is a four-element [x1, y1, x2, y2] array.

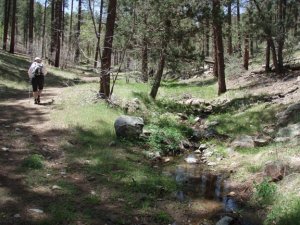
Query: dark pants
[[31, 76, 44, 92]]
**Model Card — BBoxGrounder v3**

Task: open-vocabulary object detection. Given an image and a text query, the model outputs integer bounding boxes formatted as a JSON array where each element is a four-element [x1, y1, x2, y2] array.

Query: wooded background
[[0, 0, 299, 97]]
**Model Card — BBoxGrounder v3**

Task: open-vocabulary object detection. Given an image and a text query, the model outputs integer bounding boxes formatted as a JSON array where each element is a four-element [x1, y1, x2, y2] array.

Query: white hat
[[34, 57, 42, 62]]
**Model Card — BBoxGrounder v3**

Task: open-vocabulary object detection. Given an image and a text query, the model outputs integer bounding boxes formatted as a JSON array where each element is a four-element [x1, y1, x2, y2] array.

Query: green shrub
[[22, 154, 44, 169], [265, 198, 300, 225], [153, 211, 173, 224], [253, 180, 277, 206], [148, 125, 184, 155]]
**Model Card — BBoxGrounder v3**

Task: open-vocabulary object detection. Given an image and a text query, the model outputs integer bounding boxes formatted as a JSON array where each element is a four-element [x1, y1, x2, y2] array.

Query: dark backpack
[[34, 64, 44, 77]]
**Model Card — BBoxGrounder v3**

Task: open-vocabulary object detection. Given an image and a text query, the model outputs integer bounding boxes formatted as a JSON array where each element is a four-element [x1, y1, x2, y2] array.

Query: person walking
[[28, 57, 47, 104]]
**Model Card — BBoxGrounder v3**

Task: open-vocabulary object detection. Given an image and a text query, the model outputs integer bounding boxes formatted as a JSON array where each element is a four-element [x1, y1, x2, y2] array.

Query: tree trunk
[[94, 0, 104, 68], [243, 35, 249, 70], [269, 37, 279, 74], [213, 0, 226, 95], [9, 0, 17, 54], [206, 17, 210, 57], [294, 6, 298, 36], [68, 0, 74, 47], [50, 0, 56, 64], [141, 14, 148, 82], [227, 0, 233, 55], [54, 0, 62, 67], [28, 0, 34, 55], [277, 0, 286, 73], [61, 0, 65, 47], [99, 0, 117, 98], [236, 0, 241, 55], [265, 39, 271, 72], [150, 20, 171, 99], [42, 0, 48, 58], [141, 35, 148, 82], [2, 0, 11, 50], [74, 0, 82, 63], [213, 28, 218, 78]]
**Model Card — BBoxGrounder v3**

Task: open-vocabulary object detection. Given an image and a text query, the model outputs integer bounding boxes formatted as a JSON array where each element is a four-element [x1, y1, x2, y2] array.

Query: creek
[[168, 159, 263, 225]]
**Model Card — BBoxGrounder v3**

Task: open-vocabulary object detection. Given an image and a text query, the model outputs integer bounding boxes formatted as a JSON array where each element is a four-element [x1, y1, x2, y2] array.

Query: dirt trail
[[0, 86, 67, 223]]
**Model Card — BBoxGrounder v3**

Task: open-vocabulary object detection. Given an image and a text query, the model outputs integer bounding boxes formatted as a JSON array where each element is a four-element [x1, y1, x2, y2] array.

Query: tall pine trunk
[[94, 0, 104, 68], [141, 14, 148, 82], [227, 0, 233, 55], [100, 0, 117, 97], [68, 0, 74, 47], [205, 17, 210, 57], [9, 0, 17, 54], [265, 39, 271, 72], [2, 0, 11, 50], [28, 0, 34, 55], [74, 0, 82, 63], [213, 0, 226, 95], [150, 20, 171, 99], [42, 0, 48, 58], [54, 0, 62, 67], [236, 0, 241, 55], [243, 35, 249, 70]]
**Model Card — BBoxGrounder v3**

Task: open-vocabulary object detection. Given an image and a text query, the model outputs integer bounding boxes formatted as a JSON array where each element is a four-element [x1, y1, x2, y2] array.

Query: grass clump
[[22, 154, 44, 169], [153, 211, 173, 224], [265, 197, 300, 225], [253, 180, 277, 206]]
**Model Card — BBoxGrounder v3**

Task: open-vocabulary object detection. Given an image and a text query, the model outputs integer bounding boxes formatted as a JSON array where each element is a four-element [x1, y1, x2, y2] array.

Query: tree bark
[[42, 0, 48, 58], [74, 0, 82, 63], [150, 19, 171, 99], [28, 0, 34, 55], [54, 0, 62, 67], [100, 0, 117, 98], [9, 0, 17, 54], [68, 0, 74, 47], [205, 17, 210, 57], [265, 39, 271, 72], [236, 0, 241, 55], [243, 35, 249, 70], [94, 0, 104, 68], [213, 0, 226, 95], [213, 28, 218, 78], [227, 0, 233, 55], [141, 15, 148, 82], [2, 0, 10, 50], [269, 37, 279, 74], [277, 0, 286, 73], [50, 0, 56, 64]]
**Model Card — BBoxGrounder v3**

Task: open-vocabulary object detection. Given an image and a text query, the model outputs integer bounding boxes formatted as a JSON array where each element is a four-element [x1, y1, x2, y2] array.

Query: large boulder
[[264, 161, 287, 182], [275, 123, 300, 143], [216, 216, 234, 225], [231, 135, 255, 148], [114, 116, 144, 138], [276, 103, 300, 127]]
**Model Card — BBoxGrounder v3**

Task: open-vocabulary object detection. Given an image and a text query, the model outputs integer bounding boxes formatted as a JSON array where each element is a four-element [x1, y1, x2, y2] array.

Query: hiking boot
[[34, 99, 38, 104], [37, 96, 40, 104]]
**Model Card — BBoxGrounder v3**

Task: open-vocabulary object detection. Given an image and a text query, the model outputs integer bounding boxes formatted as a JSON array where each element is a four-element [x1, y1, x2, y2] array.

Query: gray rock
[[231, 135, 255, 148], [28, 208, 44, 214], [185, 154, 198, 164], [14, 214, 21, 218], [114, 116, 144, 138], [194, 149, 202, 154], [216, 216, 234, 225], [1, 147, 9, 152], [52, 185, 62, 190], [199, 144, 208, 150], [264, 161, 287, 182], [277, 103, 300, 127], [254, 136, 271, 147], [207, 162, 217, 166], [275, 123, 300, 142]]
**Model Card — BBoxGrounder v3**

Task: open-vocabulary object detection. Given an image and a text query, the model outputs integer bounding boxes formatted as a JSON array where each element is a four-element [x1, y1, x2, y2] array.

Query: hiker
[[28, 57, 47, 104]]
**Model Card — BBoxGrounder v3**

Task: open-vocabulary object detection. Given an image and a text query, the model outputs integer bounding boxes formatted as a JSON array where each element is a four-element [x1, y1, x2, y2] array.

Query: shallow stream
[[170, 161, 263, 225]]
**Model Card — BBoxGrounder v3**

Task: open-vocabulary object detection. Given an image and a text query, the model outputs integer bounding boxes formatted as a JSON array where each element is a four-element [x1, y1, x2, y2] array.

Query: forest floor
[[0, 50, 300, 225]]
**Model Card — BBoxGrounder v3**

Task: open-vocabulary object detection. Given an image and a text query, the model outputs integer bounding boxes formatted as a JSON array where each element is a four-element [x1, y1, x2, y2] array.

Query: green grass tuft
[[22, 154, 44, 169]]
